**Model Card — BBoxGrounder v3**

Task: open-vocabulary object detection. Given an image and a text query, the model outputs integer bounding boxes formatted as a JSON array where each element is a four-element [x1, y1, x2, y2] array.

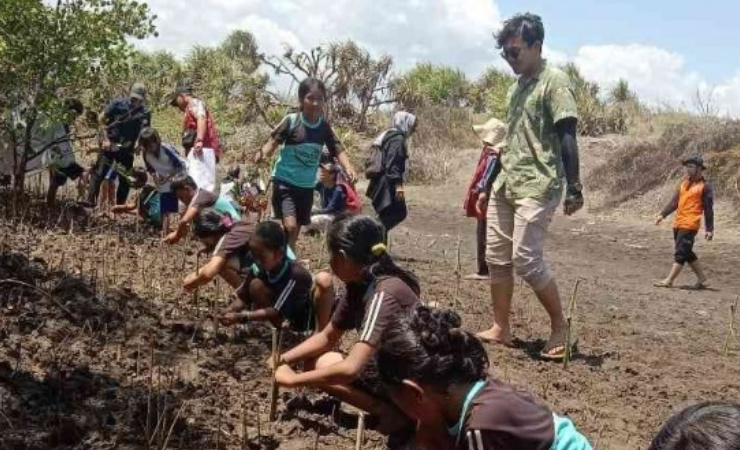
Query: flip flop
[[540, 339, 578, 361], [476, 334, 515, 348], [463, 273, 489, 281], [688, 282, 708, 290], [653, 281, 673, 288]]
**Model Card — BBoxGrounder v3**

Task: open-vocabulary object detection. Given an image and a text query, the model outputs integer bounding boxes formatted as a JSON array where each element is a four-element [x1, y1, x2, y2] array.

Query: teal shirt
[[214, 195, 241, 220], [271, 113, 340, 189]]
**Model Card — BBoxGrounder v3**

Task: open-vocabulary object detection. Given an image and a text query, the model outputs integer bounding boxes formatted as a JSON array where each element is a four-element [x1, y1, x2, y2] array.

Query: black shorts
[[52, 163, 85, 185], [674, 229, 698, 265], [272, 180, 314, 226], [159, 191, 179, 215]]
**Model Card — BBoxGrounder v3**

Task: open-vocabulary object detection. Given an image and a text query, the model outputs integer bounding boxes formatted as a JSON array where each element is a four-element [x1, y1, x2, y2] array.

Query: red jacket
[[464, 147, 495, 218]]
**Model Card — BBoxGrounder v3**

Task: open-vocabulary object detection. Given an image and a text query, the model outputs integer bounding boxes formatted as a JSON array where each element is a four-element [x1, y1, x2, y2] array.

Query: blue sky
[[498, 0, 738, 83], [135, 0, 740, 115]]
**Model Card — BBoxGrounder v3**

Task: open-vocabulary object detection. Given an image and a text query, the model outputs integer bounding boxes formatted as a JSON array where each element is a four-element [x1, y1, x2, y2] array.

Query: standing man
[[476, 13, 584, 360], [654, 156, 714, 289], [85, 83, 151, 206], [168, 85, 220, 192]]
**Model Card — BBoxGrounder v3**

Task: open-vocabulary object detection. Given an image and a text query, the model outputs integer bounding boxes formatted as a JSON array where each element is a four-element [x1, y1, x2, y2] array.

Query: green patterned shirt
[[493, 61, 578, 200]]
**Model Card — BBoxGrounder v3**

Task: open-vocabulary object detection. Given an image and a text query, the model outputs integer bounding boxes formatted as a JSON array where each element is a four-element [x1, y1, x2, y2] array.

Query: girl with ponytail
[[274, 214, 421, 440], [377, 305, 592, 450]]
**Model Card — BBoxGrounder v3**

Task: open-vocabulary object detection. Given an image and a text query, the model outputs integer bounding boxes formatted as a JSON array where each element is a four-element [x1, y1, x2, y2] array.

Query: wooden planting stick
[[723, 296, 739, 357], [563, 279, 581, 369], [355, 412, 366, 450], [269, 326, 283, 421], [453, 234, 462, 309]]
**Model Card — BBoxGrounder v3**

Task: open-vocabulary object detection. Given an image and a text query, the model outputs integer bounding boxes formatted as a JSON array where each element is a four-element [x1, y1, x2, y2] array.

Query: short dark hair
[[138, 127, 161, 147], [298, 78, 327, 108], [64, 99, 84, 116], [649, 402, 740, 450], [377, 305, 489, 387], [495, 13, 545, 48], [253, 221, 288, 252], [171, 174, 197, 192]]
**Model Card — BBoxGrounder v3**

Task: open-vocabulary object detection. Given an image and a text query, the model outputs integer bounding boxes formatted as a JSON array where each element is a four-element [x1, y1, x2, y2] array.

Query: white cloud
[[133, 0, 740, 115], [573, 44, 740, 116]]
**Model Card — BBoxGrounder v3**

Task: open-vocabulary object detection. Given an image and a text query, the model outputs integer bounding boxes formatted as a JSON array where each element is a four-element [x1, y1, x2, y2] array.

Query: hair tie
[[371, 243, 387, 257], [220, 214, 234, 228]]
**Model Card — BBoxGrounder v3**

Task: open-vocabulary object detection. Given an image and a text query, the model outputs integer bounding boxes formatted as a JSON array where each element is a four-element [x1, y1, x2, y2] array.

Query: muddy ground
[[1, 146, 739, 449]]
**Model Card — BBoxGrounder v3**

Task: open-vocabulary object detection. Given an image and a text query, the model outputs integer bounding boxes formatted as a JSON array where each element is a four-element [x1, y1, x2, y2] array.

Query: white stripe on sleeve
[[274, 279, 296, 312], [360, 292, 384, 342]]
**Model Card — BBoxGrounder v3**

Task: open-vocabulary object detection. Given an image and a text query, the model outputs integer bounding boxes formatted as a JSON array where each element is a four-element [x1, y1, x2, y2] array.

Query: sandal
[[540, 339, 578, 361], [653, 281, 673, 288]]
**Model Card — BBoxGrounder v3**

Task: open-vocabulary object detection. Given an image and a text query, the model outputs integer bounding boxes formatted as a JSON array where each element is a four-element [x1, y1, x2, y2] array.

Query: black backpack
[[364, 130, 402, 180]]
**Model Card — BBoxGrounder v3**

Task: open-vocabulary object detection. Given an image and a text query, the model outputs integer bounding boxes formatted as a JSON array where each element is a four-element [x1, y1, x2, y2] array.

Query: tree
[[392, 63, 470, 109], [262, 40, 394, 129], [470, 67, 515, 117], [610, 79, 635, 104], [0, 0, 156, 195]]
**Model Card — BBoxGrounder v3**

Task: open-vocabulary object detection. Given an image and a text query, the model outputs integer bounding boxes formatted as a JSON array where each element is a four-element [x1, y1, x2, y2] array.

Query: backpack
[[364, 142, 385, 180], [338, 179, 362, 213]]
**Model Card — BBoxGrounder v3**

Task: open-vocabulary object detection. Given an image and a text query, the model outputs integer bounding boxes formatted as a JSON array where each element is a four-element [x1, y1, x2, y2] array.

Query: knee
[[314, 271, 333, 294], [248, 278, 272, 304], [488, 263, 514, 285], [315, 351, 343, 369], [513, 254, 551, 291]]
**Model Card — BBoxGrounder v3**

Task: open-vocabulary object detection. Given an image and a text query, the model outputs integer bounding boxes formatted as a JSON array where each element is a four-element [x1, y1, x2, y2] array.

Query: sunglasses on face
[[500, 46, 522, 61]]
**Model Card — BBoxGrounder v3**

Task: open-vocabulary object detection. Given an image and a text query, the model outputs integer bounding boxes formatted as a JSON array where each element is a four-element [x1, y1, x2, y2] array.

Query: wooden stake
[[355, 412, 366, 450], [453, 234, 462, 309], [269, 326, 283, 421], [563, 279, 581, 369], [723, 296, 739, 357]]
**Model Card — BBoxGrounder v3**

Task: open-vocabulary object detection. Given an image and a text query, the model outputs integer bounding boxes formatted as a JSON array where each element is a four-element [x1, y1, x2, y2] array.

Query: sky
[[132, 0, 740, 115]]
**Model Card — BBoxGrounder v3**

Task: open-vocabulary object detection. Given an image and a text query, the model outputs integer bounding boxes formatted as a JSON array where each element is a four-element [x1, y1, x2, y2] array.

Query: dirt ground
[[1, 144, 739, 449]]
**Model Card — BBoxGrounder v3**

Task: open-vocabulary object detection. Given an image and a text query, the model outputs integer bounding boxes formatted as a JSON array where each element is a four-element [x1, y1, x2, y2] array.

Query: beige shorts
[[485, 187, 561, 291]]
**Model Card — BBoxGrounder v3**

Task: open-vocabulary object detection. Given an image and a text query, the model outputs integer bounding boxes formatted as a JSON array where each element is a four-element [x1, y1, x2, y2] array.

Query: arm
[[111, 201, 138, 215], [257, 138, 280, 163], [703, 182, 715, 233], [475, 152, 500, 194], [336, 150, 357, 184], [277, 341, 376, 388], [555, 118, 581, 188], [165, 206, 199, 244], [183, 255, 226, 292], [384, 137, 406, 183], [659, 189, 680, 220], [279, 322, 343, 365]]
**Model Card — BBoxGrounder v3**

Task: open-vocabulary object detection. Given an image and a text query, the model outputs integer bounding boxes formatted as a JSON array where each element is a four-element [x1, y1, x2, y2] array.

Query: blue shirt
[[271, 113, 339, 189], [104, 98, 151, 150], [315, 182, 347, 214]]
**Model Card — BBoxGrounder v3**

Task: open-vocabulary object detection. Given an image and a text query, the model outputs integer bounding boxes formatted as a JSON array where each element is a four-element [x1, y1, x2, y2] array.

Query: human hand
[[396, 187, 405, 201], [485, 145, 503, 156], [253, 150, 264, 164], [163, 231, 180, 245], [706, 232, 714, 241], [655, 215, 664, 226], [274, 364, 297, 387], [563, 184, 584, 216], [183, 273, 199, 292], [219, 312, 242, 327], [475, 192, 489, 217], [110, 205, 127, 215], [193, 141, 203, 157], [345, 168, 357, 184]]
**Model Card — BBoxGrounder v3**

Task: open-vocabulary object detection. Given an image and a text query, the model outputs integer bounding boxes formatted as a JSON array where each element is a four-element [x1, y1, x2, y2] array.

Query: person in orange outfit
[[655, 156, 714, 289]]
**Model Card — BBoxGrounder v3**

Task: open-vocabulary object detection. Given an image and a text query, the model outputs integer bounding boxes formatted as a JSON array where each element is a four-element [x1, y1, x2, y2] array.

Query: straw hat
[[472, 118, 507, 147]]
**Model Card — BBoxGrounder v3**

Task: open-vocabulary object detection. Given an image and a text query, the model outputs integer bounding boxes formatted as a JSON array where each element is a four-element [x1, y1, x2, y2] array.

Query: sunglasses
[[500, 47, 522, 61]]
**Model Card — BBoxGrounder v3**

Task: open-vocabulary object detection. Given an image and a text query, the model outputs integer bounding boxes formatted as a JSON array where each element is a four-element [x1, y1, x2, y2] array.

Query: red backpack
[[337, 178, 362, 213]]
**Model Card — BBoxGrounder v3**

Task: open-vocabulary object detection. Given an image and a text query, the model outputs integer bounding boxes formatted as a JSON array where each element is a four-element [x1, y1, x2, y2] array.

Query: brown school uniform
[[460, 380, 555, 450], [331, 275, 421, 397], [191, 188, 219, 209], [212, 221, 254, 274]]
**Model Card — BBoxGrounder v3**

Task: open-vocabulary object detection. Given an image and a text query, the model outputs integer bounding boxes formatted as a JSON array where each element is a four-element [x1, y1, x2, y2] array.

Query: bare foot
[[463, 273, 489, 281], [653, 280, 673, 288], [476, 326, 513, 347]]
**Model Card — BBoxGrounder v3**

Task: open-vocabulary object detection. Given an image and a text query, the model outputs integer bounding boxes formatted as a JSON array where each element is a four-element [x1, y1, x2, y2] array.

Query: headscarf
[[373, 111, 417, 146]]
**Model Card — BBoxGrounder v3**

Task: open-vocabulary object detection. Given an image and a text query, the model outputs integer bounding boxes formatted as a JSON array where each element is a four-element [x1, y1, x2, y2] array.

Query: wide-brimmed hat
[[129, 83, 147, 101], [682, 156, 706, 169], [472, 118, 507, 147]]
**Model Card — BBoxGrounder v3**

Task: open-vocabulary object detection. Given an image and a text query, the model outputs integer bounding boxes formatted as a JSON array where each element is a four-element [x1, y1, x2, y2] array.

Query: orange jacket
[[661, 177, 714, 232]]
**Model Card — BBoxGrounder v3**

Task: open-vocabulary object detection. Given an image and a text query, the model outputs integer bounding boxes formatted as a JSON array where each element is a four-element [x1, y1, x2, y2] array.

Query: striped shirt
[[271, 113, 340, 189], [331, 276, 420, 347]]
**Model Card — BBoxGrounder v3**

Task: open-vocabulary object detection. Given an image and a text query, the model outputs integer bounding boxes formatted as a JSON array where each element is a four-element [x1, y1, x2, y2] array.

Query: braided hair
[[377, 305, 488, 386], [327, 214, 420, 295]]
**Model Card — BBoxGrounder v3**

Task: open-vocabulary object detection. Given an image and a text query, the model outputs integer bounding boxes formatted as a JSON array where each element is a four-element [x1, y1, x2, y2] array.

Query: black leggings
[[674, 229, 698, 265], [379, 200, 407, 239]]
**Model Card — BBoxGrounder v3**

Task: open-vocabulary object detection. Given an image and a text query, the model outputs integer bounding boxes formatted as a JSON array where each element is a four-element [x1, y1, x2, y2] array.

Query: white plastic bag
[[186, 147, 217, 193]]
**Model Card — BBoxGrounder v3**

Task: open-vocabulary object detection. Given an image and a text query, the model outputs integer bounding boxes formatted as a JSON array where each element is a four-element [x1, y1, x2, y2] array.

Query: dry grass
[[587, 118, 740, 207]]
